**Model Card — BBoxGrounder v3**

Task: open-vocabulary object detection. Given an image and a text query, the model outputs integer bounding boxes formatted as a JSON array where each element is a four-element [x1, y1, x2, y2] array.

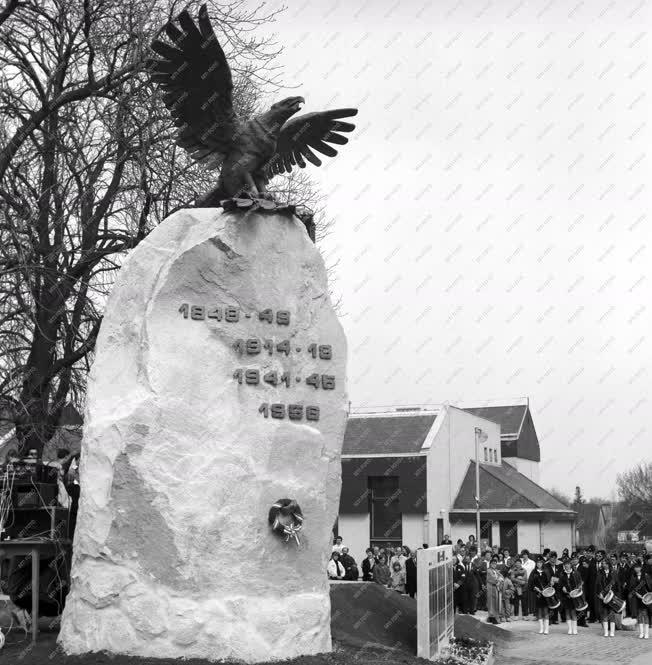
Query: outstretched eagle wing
[[266, 108, 358, 176], [149, 4, 238, 167]]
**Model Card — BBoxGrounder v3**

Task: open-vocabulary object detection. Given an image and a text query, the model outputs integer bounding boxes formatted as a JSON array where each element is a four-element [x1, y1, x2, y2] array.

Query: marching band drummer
[[528, 555, 552, 635], [543, 551, 564, 625], [596, 555, 621, 638], [628, 560, 652, 639], [570, 554, 588, 627], [560, 557, 583, 635]]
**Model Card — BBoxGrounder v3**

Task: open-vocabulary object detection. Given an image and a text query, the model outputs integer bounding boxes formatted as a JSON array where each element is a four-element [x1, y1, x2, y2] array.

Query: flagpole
[[474, 427, 481, 545]]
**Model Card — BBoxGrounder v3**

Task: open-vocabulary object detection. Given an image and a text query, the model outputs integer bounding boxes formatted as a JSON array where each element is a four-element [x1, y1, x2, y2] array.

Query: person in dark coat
[[404, 547, 417, 598], [474, 550, 490, 611], [453, 557, 468, 612], [587, 548, 601, 623], [459, 554, 477, 614], [544, 551, 563, 624], [616, 553, 631, 616], [559, 558, 584, 635], [528, 556, 551, 635], [644, 552, 652, 578], [628, 560, 652, 639], [466, 547, 480, 614], [339, 547, 359, 580], [572, 554, 589, 627], [373, 554, 391, 586], [596, 557, 621, 637], [362, 549, 375, 581]]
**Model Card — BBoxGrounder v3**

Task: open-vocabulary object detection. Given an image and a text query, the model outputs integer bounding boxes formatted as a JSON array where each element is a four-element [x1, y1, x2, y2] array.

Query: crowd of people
[[327, 536, 420, 597], [451, 534, 652, 639]]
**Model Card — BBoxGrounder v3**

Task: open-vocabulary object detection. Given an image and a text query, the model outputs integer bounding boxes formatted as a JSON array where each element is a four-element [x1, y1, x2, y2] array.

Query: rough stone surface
[[59, 209, 348, 662]]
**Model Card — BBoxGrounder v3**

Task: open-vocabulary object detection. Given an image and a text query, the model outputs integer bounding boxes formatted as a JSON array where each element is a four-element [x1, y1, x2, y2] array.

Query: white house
[[336, 401, 576, 564]]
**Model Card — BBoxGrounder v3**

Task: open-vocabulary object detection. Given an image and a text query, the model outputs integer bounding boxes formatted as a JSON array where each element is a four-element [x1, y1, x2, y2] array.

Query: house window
[[484, 447, 488, 462], [480, 520, 492, 546], [369, 476, 402, 542]]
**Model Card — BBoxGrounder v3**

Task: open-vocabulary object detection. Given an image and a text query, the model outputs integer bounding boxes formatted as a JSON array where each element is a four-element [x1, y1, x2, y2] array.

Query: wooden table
[[0, 538, 70, 644]]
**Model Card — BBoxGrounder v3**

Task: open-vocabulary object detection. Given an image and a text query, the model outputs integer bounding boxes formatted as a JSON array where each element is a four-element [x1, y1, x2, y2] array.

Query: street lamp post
[[474, 427, 488, 546]]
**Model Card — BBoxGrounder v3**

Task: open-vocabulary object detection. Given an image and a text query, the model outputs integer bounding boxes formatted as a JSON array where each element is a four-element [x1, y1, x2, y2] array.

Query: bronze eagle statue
[[149, 4, 358, 206]]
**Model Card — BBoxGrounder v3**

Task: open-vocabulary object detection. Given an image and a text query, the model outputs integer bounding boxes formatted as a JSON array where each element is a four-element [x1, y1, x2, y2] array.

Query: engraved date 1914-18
[[232, 338, 332, 359], [178, 304, 290, 325]]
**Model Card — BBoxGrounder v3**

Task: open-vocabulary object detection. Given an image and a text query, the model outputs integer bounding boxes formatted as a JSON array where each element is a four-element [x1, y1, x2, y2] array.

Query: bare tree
[[271, 169, 342, 312], [547, 487, 572, 507], [0, 0, 19, 28], [0, 0, 285, 454], [616, 462, 652, 511]]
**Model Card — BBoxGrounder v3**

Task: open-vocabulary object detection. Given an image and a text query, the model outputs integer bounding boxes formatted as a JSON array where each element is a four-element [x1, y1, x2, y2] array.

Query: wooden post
[[31, 546, 39, 643]]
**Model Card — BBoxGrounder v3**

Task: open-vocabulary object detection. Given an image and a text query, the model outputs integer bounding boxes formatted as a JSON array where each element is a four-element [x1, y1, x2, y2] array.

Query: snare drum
[[569, 588, 588, 611], [603, 590, 626, 613], [542, 586, 560, 610], [641, 592, 652, 606]]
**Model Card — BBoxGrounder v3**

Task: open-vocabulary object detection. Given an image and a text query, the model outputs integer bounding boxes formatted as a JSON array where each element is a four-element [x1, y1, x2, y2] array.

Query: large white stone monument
[[59, 208, 347, 662]]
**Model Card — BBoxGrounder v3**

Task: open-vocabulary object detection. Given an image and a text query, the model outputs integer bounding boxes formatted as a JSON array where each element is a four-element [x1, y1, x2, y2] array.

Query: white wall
[[541, 520, 574, 552], [338, 513, 369, 564], [506, 457, 540, 483], [517, 521, 541, 553], [427, 406, 502, 539], [491, 521, 500, 545], [443, 517, 573, 553], [403, 514, 427, 550], [450, 519, 476, 546], [339, 513, 429, 562]]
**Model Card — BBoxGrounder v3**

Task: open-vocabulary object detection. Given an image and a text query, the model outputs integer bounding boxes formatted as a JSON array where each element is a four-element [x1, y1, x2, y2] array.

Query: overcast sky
[[258, 0, 651, 499]]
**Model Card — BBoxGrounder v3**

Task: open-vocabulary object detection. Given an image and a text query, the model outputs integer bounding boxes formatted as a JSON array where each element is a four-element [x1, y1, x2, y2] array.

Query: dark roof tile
[[343, 414, 436, 455], [453, 460, 573, 511], [462, 405, 527, 436], [576, 503, 604, 532]]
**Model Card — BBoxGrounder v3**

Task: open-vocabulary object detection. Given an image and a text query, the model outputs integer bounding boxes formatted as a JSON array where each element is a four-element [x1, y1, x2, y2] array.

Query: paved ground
[[473, 613, 652, 665]]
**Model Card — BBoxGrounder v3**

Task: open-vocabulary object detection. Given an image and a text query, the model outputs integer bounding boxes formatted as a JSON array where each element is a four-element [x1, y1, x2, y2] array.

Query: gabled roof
[[453, 460, 573, 512], [461, 405, 527, 436], [617, 512, 652, 532], [342, 413, 437, 455], [461, 404, 540, 462], [576, 503, 604, 532]]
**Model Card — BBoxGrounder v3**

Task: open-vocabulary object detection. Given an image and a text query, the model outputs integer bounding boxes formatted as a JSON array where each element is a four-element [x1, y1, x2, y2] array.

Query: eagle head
[[268, 96, 305, 123]]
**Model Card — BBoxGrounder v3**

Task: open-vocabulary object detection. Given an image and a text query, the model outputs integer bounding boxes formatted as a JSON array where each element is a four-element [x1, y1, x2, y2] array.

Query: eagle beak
[[292, 97, 305, 112]]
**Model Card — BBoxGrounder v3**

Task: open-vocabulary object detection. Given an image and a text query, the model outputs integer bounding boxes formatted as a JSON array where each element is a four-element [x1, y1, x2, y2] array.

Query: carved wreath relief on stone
[[149, 4, 359, 206]]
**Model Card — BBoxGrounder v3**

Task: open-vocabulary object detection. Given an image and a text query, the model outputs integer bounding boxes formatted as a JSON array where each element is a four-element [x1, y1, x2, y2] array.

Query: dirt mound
[[0, 585, 505, 664], [329, 582, 418, 654], [454, 614, 524, 646]]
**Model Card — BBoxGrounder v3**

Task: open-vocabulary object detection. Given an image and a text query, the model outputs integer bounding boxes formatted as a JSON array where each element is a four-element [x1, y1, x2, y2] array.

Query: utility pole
[[474, 427, 488, 545]]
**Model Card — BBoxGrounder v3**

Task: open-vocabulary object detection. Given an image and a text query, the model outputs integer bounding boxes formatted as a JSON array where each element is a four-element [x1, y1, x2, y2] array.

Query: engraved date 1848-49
[[178, 304, 290, 325]]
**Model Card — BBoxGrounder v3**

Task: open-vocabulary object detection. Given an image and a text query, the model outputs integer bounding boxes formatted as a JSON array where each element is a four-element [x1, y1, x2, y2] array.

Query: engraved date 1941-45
[[233, 369, 335, 389]]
